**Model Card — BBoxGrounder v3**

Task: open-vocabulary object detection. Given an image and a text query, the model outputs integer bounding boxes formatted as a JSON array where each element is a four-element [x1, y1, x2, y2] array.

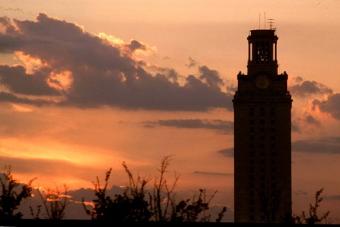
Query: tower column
[[248, 42, 251, 62], [275, 42, 277, 61], [233, 29, 292, 223]]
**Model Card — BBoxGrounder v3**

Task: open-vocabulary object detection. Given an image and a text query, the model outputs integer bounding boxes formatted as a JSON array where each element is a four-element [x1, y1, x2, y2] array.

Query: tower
[[233, 29, 292, 223]]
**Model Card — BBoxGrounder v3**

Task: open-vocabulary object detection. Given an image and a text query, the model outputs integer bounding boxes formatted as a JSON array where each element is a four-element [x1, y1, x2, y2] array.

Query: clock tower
[[233, 29, 292, 223]]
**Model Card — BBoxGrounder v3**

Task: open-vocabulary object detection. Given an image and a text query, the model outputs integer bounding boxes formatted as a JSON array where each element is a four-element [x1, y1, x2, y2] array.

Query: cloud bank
[[217, 148, 234, 157], [143, 119, 233, 134], [0, 14, 233, 111], [290, 77, 332, 98], [314, 93, 340, 120], [293, 137, 340, 154], [192, 171, 232, 177], [218, 137, 340, 156]]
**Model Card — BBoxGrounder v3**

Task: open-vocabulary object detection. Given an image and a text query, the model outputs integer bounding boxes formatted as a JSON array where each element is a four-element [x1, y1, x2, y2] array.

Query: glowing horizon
[[0, 0, 340, 222]]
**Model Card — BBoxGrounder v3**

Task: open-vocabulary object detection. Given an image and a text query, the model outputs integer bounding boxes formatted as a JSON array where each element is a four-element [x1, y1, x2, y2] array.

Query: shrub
[[0, 166, 34, 220], [83, 156, 226, 222], [292, 188, 330, 224], [30, 185, 70, 220]]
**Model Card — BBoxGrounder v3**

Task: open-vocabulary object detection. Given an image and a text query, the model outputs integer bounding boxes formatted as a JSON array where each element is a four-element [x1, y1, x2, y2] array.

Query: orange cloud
[[14, 51, 49, 74], [11, 103, 33, 112], [47, 70, 73, 92], [98, 32, 125, 46]]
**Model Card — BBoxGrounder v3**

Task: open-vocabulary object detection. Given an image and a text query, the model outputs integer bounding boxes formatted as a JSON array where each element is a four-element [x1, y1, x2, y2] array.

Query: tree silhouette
[[83, 167, 151, 222], [0, 166, 34, 220], [83, 156, 226, 223], [30, 185, 70, 220], [0, 164, 335, 224]]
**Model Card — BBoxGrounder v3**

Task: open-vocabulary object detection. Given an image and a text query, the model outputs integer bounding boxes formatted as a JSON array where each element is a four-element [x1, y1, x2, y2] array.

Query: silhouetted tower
[[233, 29, 292, 223]]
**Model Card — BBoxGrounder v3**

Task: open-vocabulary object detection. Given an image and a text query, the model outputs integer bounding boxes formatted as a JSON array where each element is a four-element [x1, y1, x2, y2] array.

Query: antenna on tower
[[258, 13, 261, 29], [264, 12, 266, 29], [268, 18, 275, 30]]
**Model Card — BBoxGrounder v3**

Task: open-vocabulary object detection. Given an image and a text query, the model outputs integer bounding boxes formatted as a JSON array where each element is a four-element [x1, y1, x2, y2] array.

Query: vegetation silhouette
[[0, 162, 333, 224], [30, 185, 70, 220], [292, 188, 330, 224], [0, 166, 34, 220], [83, 156, 226, 223]]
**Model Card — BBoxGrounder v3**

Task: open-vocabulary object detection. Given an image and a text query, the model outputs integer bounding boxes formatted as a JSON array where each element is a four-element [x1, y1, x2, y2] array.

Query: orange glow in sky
[[0, 0, 340, 221]]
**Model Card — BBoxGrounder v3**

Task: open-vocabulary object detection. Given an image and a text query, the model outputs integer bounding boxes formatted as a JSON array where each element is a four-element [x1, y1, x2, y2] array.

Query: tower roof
[[248, 29, 278, 41]]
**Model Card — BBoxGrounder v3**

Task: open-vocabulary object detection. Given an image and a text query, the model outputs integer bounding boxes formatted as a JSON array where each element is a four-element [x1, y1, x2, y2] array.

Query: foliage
[[83, 167, 151, 222], [83, 156, 226, 223], [149, 156, 179, 221], [0, 166, 34, 220], [30, 185, 70, 220], [292, 188, 330, 224], [170, 189, 218, 222]]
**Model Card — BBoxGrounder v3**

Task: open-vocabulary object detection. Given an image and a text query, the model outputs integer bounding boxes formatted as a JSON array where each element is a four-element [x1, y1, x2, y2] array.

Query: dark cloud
[[198, 65, 224, 90], [291, 120, 301, 133], [0, 14, 233, 111], [290, 78, 332, 97], [292, 114, 321, 133], [143, 119, 233, 134], [192, 171, 232, 177], [0, 16, 18, 34], [324, 195, 340, 201], [226, 84, 237, 93], [293, 76, 303, 83], [294, 190, 308, 196], [0, 65, 58, 96], [0, 91, 50, 106], [313, 93, 340, 120], [304, 114, 320, 126], [217, 147, 234, 157], [219, 137, 340, 156], [126, 39, 146, 52], [186, 57, 197, 68], [293, 137, 340, 154]]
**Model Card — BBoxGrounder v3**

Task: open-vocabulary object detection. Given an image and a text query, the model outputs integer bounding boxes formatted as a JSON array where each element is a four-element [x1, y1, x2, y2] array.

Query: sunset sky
[[0, 0, 340, 221]]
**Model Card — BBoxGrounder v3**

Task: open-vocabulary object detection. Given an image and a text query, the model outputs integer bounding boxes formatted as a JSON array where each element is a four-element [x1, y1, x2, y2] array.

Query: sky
[[0, 0, 340, 222]]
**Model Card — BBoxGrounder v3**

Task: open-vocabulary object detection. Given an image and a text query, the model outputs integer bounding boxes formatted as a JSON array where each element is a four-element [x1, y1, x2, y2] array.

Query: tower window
[[250, 158, 255, 165], [270, 108, 276, 115], [250, 189, 255, 197], [260, 107, 265, 114], [249, 108, 255, 116], [256, 42, 271, 63], [272, 182, 277, 190], [249, 173, 255, 182], [271, 150, 277, 156]]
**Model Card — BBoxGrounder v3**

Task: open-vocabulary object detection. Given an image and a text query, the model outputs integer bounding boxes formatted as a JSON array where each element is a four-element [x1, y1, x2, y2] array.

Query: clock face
[[255, 75, 270, 89]]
